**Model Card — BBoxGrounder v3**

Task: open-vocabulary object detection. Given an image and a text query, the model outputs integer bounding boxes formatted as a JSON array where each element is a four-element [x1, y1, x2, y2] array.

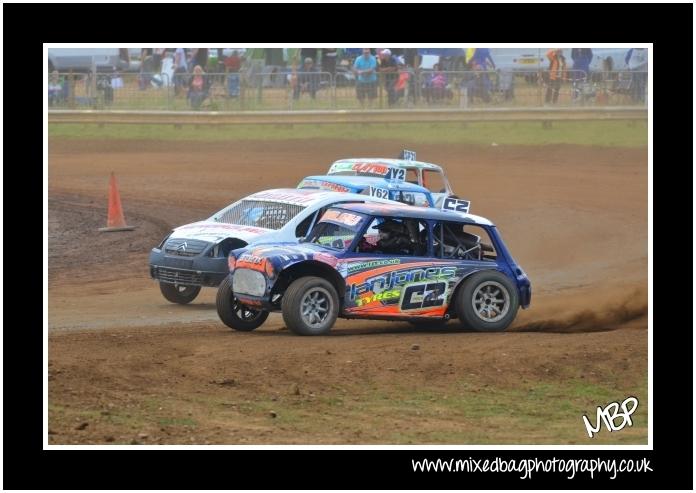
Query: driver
[[358, 219, 413, 255]]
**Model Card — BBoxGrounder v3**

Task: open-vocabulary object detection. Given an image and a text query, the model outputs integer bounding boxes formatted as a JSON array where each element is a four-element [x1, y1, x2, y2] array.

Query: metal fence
[[47, 69, 648, 111], [48, 72, 172, 110]]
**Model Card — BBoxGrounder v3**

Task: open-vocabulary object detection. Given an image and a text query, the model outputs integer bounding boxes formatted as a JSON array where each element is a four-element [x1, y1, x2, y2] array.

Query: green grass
[[365, 378, 649, 444], [48, 120, 647, 147], [48, 374, 648, 444], [192, 376, 647, 444]]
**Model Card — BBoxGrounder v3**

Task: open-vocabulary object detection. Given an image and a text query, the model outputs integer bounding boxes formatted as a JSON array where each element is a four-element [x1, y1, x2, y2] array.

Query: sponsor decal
[[347, 258, 400, 274], [368, 186, 390, 199], [441, 197, 471, 214], [320, 210, 363, 227], [313, 252, 338, 268], [178, 223, 269, 234], [349, 265, 457, 301], [236, 255, 267, 272], [299, 179, 352, 193], [250, 190, 324, 205], [331, 162, 393, 177], [355, 289, 401, 307], [384, 168, 405, 181], [239, 254, 264, 264], [399, 281, 447, 311]]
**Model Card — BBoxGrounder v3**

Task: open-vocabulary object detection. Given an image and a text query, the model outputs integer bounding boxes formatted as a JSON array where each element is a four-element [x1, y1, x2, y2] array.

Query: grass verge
[[49, 120, 647, 147]]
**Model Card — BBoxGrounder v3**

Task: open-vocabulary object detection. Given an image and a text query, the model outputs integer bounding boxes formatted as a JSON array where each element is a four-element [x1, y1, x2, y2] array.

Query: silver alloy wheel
[[233, 299, 264, 321], [471, 281, 510, 323], [300, 287, 332, 327]]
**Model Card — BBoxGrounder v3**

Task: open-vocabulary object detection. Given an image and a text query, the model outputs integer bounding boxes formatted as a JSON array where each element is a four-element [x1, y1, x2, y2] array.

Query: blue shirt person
[[353, 48, 378, 107], [353, 49, 377, 83]]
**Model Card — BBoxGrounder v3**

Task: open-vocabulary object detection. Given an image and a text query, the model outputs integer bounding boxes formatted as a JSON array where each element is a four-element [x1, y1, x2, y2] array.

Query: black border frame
[[5, 2, 692, 489]]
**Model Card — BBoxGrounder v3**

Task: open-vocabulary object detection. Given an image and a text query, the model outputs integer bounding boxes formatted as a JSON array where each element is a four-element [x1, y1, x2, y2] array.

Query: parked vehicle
[[48, 48, 138, 73]]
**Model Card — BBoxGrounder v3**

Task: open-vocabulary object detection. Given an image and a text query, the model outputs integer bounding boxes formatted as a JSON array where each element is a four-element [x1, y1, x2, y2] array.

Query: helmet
[[375, 219, 406, 239]]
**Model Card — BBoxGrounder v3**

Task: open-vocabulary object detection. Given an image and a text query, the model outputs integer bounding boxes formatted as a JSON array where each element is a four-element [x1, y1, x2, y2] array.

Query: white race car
[[149, 188, 397, 304]]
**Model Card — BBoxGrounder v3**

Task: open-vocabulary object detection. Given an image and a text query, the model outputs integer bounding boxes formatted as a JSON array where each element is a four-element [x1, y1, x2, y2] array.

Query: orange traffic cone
[[98, 172, 135, 232]]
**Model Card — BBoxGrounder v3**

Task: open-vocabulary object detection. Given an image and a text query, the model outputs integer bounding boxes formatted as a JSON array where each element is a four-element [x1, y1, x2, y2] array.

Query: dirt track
[[48, 138, 648, 444]]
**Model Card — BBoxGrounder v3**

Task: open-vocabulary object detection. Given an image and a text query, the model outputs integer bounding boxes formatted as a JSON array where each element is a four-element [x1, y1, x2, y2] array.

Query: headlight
[[233, 269, 266, 297]]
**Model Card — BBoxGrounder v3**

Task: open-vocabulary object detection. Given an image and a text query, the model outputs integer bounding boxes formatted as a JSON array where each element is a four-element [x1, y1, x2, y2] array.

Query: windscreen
[[213, 200, 306, 230], [307, 209, 367, 251]]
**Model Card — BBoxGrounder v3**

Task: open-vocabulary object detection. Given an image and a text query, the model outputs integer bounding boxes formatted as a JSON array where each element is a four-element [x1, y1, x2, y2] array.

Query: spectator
[[152, 48, 166, 73], [187, 65, 210, 109], [293, 57, 320, 100], [300, 48, 318, 64], [378, 49, 399, 107], [173, 48, 189, 96], [224, 50, 242, 98], [321, 48, 337, 75], [545, 48, 566, 104], [625, 48, 648, 103], [48, 70, 65, 106], [139, 48, 154, 89], [403, 48, 418, 69], [393, 56, 412, 105], [190, 48, 209, 71], [571, 48, 593, 80], [423, 63, 449, 104], [464, 59, 492, 104], [353, 48, 378, 108], [469, 49, 494, 103], [470, 48, 496, 71], [570, 48, 593, 102]]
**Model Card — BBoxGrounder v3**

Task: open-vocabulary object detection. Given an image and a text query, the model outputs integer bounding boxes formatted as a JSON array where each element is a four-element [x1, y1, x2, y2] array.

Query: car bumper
[[519, 284, 532, 308], [149, 249, 228, 287]]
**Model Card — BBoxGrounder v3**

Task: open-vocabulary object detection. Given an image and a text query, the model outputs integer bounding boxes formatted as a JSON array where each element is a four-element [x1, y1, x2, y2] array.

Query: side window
[[423, 169, 448, 193], [391, 190, 429, 207], [411, 192, 431, 207], [433, 222, 497, 261], [355, 217, 429, 256], [406, 168, 419, 185], [295, 211, 317, 238]]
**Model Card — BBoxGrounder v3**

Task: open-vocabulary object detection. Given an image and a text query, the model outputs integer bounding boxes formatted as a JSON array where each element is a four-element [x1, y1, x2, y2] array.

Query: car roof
[[331, 158, 444, 171], [242, 188, 395, 207], [303, 175, 432, 194], [331, 202, 494, 226]]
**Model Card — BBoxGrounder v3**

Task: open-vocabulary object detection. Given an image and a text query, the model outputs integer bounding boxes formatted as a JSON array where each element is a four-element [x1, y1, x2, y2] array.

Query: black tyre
[[281, 276, 339, 336], [159, 282, 201, 304], [216, 276, 269, 331], [455, 271, 519, 332]]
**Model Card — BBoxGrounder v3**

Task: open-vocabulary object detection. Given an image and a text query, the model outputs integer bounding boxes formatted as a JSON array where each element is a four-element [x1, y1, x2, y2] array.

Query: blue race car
[[216, 202, 530, 335], [298, 174, 471, 213]]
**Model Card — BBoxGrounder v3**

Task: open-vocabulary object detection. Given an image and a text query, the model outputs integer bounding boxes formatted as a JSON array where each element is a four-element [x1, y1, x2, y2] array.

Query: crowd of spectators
[[49, 48, 648, 109]]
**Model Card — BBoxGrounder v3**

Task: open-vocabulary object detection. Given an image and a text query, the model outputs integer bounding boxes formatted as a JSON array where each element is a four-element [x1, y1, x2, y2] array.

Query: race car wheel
[[455, 271, 519, 332], [282, 276, 338, 336], [216, 276, 268, 331], [159, 282, 201, 304]]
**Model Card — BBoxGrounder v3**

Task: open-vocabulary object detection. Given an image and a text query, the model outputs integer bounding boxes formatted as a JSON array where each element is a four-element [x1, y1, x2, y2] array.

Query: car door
[[341, 216, 451, 318]]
